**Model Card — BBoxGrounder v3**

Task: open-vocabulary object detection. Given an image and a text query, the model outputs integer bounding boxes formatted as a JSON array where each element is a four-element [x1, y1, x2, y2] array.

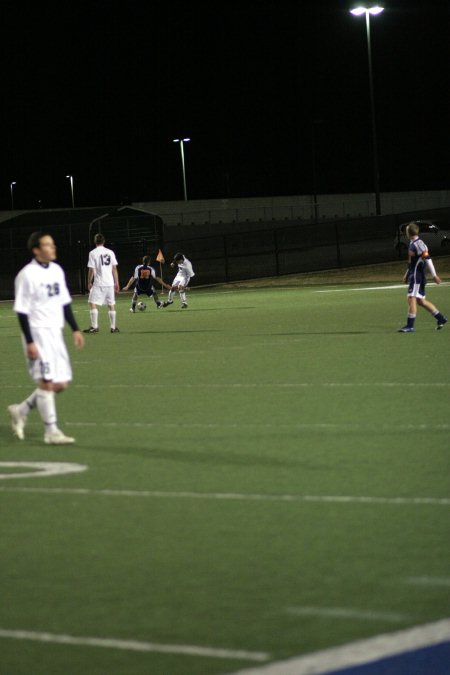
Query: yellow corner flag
[[156, 249, 165, 264]]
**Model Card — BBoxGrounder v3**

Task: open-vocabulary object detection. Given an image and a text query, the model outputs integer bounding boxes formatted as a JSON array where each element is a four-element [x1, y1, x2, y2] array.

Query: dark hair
[[173, 252, 184, 261], [27, 231, 50, 254], [143, 255, 151, 265], [94, 233, 105, 245]]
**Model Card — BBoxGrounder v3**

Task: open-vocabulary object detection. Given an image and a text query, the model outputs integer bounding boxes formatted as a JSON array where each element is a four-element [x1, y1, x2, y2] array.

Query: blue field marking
[[328, 641, 450, 675]]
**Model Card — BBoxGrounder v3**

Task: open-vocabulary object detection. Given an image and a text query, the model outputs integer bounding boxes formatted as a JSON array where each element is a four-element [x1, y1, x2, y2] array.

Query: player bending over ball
[[122, 255, 171, 312]]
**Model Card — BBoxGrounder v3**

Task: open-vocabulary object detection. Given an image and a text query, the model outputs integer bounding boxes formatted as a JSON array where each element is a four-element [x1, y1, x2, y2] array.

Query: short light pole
[[10, 181, 16, 210], [66, 174, 75, 208], [173, 138, 190, 200], [350, 5, 384, 216], [311, 120, 324, 223]]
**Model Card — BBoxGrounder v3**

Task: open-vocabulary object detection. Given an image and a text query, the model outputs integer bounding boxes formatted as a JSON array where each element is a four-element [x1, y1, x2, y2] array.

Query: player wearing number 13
[[84, 233, 120, 333]]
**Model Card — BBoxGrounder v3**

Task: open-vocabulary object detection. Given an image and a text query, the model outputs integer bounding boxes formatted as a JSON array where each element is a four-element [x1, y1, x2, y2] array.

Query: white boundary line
[[1, 486, 449, 506], [285, 606, 408, 623], [0, 629, 269, 662], [5, 382, 450, 390], [225, 618, 450, 675], [0, 462, 87, 480]]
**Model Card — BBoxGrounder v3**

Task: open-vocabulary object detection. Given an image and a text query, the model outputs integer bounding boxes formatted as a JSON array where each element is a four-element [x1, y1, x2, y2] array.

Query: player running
[[163, 252, 195, 309]]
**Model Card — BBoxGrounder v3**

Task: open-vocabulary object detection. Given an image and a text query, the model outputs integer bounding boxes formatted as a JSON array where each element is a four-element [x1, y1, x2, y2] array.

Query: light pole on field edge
[[66, 174, 75, 208], [350, 5, 384, 216], [173, 138, 190, 200], [10, 181, 16, 210]]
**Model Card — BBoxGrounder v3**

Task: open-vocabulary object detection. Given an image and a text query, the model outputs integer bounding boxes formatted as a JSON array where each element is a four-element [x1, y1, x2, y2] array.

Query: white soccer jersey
[[14, 259, 71, 329], [176, 257, 195, 280], [88, 245, 118, 286]]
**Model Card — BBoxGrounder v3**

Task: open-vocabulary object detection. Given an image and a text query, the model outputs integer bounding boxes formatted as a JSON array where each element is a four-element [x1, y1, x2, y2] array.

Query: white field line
[[406, 577, 450, 587], [0, 462, 87, 480], [316, 282, 450, 293], [285, 606, 408, 622], [5, 382, 450, 390], [225, 618, 450, 675], [0, 629, 269, 662], [62, 421, 448, 432], [1, 486, 449, 506]]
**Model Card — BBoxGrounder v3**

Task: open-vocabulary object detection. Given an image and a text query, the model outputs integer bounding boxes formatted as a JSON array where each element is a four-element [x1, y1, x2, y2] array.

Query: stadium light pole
[[10, 181, 16, 210], [350, 5, 384, 216], [66, 174, 75, 208], [173, 138, 190, 200]]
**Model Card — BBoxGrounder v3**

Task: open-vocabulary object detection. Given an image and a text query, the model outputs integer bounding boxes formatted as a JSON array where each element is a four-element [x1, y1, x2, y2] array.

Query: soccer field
[[1, 279, 449, 675]]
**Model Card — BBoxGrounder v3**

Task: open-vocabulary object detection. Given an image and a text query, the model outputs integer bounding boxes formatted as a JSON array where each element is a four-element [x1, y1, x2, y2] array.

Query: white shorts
[[24, 327, 72, 383], [89, 285, 115, 306], [172, 273, 191, 289]]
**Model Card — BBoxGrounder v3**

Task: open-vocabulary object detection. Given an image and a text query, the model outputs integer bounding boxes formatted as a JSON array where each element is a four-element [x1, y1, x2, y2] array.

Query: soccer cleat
[[398, 326, 414, 333], [7, 404, 26, 440], [162, 300, 173, 307], [83, 327, 99, 333], [436, 316, 448, 330], [44, 428, 75, 445], [181, 302, 188, 309], [110, 327, 120, 333]]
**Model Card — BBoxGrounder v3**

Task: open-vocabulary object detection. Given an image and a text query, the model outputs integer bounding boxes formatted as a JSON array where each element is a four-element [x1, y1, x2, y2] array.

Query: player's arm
[[16, 312, 39, 360], [87, 267, 95, 289], [112, 264, 119, 292], [154, 275, 172, 290], [424, 254, 441, 284], [63, 303, 85, 349], [122, 275, 135, 291]]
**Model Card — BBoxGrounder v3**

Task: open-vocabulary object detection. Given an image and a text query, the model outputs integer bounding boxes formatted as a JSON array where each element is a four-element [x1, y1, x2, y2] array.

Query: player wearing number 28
[[7, 232, 85, 444], [84, 233, 120, 334]]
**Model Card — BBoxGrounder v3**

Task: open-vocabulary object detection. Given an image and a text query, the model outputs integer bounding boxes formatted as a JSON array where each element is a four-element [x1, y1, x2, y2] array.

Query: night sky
[[1, 0, 449, 211]]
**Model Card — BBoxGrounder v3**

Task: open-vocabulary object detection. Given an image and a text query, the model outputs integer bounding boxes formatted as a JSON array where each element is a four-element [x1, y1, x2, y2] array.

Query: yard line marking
[[0, 629, 269, 662], [4, 382, 450, 389], [406, 577, 450, 587], [316, 282, 450, 293], [225, 618, 450, 674], [0, 462, 87, 480], [1, 487, 449, 506], [285, 606, 408, 622], [63, 421, 450, 432]]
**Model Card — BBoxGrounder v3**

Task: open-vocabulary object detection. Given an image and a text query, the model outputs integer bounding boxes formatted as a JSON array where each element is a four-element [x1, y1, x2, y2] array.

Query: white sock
[[90, 308, 98, 329], [168, 290, 173, 302], [18, 389, 39, 417], [108, 310, 116, 329], [180, 291, 187, 303], [36, 389, 58, 433]]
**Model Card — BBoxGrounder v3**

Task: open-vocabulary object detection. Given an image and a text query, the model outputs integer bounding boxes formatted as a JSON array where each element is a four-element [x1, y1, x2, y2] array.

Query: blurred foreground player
[[8, 232, 85, 444], [398, 222, 447, 333]]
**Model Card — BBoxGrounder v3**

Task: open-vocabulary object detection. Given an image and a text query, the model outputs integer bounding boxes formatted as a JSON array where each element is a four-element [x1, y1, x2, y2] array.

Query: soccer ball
[[137, 301, 147, 311]]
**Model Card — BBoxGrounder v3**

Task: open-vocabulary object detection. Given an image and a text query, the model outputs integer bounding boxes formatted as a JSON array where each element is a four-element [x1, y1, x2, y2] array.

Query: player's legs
[[9, 330, 75, 443], [417, 298, 448, 329], [130, 290, 139, 312]]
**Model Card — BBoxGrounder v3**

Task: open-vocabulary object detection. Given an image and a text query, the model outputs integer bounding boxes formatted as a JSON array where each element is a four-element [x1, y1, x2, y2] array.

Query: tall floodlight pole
[[66, 174, 75, 208], [173, 138, 190, 200], [10, 181, 17, 210], [350, 5, 384, 216]]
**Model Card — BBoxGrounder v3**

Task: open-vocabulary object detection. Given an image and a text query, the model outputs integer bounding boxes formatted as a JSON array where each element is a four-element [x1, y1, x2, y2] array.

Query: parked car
[[395, 219, 450, 254]]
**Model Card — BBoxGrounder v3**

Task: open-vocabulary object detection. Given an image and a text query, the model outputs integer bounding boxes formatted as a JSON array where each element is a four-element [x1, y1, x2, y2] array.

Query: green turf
[[0, 281, 449, 675]]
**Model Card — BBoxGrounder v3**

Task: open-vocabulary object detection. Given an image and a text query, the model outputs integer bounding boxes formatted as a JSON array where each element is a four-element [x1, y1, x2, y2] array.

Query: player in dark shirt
[[398, 222, 447, 332], [122, 255, 171, 312]]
